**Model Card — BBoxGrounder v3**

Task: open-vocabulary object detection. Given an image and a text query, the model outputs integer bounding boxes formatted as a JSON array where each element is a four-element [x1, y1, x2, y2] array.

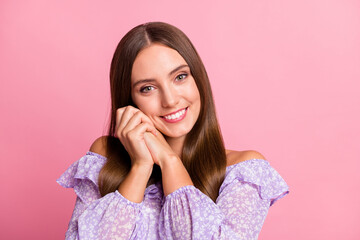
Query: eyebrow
[[168, 64, 189, 77], [132, 64, 189, 88]]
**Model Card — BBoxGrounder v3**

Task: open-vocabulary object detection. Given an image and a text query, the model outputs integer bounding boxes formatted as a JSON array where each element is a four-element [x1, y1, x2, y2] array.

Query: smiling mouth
[[161, 107, 188, 123]]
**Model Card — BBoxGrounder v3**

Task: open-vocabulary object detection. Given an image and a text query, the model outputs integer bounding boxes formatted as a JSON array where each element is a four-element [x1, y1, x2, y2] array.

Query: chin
[[162, 125, 195, 138], [160, 128, 191, 139], [162, 131, 186, 139]]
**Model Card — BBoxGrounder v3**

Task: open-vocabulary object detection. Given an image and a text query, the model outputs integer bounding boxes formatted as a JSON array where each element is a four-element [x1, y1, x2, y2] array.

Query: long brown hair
[[98, 22, 226, 202]]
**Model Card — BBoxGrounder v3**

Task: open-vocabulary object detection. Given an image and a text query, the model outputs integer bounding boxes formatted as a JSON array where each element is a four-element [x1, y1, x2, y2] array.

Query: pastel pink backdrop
[[1, 0, 359, 239]]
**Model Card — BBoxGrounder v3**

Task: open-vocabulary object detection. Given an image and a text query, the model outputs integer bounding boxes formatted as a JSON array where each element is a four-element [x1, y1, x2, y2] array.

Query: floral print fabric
[[57, 152, 289, 239]]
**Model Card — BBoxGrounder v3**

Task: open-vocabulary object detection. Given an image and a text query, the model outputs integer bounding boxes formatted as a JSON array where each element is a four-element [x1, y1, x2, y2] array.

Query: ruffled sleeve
[[220, 159, 289, 206], [57, 152, 106, 204], [57, 152, 146, 240], [159, 159, 289, 240]]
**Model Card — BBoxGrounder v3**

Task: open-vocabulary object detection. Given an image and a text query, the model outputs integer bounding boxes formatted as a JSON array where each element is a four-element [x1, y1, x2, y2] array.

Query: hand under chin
[[143, 131, 177, 167]]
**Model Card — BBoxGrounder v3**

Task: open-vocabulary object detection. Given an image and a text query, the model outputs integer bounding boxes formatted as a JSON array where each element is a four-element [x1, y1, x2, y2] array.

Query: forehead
[[131, 44, 187, 82]]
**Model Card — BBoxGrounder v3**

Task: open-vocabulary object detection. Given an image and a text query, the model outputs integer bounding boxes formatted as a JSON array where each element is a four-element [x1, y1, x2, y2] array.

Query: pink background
[[1, 0, 359, 239]]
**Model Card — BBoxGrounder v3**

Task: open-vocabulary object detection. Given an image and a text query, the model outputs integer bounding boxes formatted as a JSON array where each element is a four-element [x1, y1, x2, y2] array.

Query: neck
[[165, 135, 185, 158]]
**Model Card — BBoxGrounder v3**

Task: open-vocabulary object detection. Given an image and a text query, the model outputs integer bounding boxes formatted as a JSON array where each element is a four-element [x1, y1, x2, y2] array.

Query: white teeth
[[164, 109, 186, 120]]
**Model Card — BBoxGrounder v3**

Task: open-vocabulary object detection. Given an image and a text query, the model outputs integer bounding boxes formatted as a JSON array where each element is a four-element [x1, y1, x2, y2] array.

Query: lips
[[161, 107, 188, 123]]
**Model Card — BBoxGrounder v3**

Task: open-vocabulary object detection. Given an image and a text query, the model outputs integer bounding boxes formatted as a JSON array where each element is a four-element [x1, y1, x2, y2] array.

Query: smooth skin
[[90, 44, 265, 203]]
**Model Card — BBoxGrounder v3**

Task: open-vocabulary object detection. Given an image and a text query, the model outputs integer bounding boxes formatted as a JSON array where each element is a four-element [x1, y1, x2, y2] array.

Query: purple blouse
[[57, 152, 289, 239]]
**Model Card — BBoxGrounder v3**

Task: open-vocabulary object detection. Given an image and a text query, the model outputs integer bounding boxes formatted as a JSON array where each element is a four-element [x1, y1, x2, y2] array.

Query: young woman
[[57, 22, 289, 240]]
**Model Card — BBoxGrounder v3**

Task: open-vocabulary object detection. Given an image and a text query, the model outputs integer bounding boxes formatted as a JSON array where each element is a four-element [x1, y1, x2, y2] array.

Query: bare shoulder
[[89, 136, 108, 157], [226, 149, 266, 166]]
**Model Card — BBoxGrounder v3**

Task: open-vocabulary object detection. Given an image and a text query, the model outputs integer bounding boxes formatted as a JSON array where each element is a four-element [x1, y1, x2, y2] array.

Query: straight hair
[[98, 22, 226, 202]]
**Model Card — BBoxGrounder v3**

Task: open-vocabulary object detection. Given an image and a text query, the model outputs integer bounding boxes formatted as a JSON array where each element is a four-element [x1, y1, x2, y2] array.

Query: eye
[[140, 86, 154, 93], [175, 73, 188, 82]]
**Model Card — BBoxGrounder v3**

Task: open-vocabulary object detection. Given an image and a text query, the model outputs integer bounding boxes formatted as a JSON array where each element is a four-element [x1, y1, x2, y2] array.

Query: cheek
[[135, 97, 159, 116], [188, 82, 201, 103]]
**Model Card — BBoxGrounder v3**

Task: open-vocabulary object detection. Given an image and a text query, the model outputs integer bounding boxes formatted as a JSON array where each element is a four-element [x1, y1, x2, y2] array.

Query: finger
[[143, 132, 161, 163], [143, 131, 158, 144], [116, 106, 139, 138], [115, 108, 126, 138], [155, 130, 167, 143], [115, 107, 126, 129], [126, 122, 157, 142], [123, 111, 156, 136], [117, 106, 140, 131]]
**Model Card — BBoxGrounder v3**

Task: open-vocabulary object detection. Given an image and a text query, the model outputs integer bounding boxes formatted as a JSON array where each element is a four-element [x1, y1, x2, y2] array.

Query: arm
[[71, 106, 160, 239], [159, 181, 269, 239], [59, 105, 164, 239], [68, 191, 142, 240], [90, 135, 154, 204], [159, 156, 193, 196], [143, 132, 193, 196], [57, 152, 145, 240], [114, 106, 157, 203], [158, 159, 289, 240]]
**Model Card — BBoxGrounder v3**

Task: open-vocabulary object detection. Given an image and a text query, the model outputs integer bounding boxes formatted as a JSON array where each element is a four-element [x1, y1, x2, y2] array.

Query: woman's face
[[131, 43, 201, 140]]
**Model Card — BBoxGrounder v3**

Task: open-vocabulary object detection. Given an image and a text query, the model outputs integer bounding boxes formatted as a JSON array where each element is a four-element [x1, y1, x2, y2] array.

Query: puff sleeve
[[159, 159, 289, 240], [57, 152, 155, 240]]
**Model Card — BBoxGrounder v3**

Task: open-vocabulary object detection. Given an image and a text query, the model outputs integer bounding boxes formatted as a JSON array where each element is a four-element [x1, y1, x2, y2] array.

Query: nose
[[161, 84, 180, 108]]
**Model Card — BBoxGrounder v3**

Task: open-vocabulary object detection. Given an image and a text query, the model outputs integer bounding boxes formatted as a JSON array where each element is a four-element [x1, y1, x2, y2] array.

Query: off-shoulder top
[[57, 151, 289, 240]]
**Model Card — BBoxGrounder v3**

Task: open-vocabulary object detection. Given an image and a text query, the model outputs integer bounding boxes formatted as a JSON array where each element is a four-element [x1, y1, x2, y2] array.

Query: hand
[[144, 131, 194, 196], [143, 130, 179, 167], [115, 106, 157, 168]]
